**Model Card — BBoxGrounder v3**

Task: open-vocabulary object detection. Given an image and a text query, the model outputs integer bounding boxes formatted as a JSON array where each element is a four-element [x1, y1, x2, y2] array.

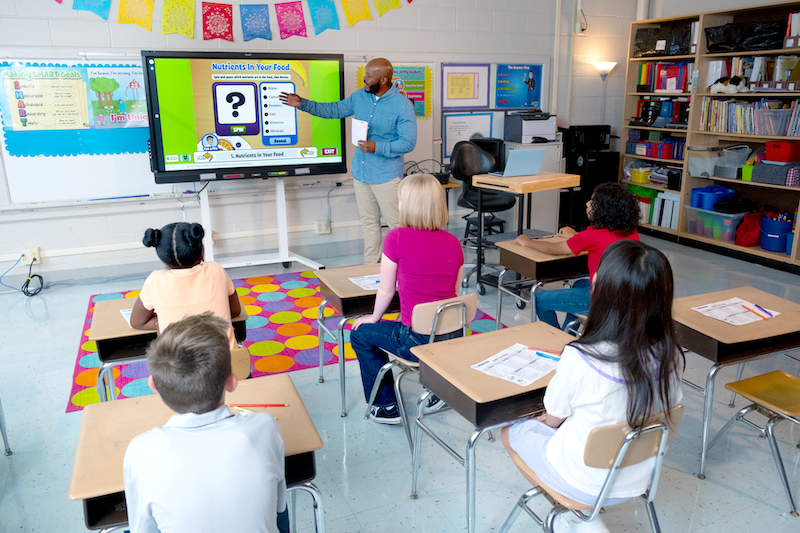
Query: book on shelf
[[699, 97, 795, 136], [638, 61, 693, 93]]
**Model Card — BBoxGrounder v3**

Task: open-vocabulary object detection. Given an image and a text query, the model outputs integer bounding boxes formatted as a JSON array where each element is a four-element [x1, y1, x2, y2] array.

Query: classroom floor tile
[[2, 231, 800, 532]]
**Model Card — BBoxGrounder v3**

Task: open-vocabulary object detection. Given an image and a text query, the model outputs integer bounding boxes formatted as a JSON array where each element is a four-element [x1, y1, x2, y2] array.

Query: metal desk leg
[[1, 396, 11, 456], [411, 391, 432, 499], [496, 268, 509, 330], [317, 299, 329, 383], [529, 281, 544, 323], [338, 317, 349, 417], [698, 363, 722, 479], [96, 363, 117, 402], [287, 482, 327, 533], [466, 427, 491, 533]]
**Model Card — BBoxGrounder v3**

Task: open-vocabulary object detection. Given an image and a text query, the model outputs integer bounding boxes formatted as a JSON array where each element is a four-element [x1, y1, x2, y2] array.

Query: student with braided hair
[[130, 223, 241, 350]]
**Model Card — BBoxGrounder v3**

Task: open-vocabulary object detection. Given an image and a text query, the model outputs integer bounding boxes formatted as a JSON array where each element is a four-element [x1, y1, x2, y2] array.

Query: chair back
[[583, 405, 683, 469], [411, 293, 478, 342], [452, 141, 495, 188]]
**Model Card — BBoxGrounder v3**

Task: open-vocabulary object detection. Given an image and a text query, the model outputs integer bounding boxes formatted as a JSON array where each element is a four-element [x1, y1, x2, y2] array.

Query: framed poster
[[441, 63, 490, 109], [442, 112, 493, 158], [495, 64, 543, 109]]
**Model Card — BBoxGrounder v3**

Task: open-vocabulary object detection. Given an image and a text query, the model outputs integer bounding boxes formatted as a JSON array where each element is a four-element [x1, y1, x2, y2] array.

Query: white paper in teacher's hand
[[352, 119, 368, 145], [692, 297, 779, 326], [471, 343, 559, 387], [348, 274, 381, 291], [119, 308, 133, 327]]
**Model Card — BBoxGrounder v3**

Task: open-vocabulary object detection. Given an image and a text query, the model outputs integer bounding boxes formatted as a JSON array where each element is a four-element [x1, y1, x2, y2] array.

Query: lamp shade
[[593, 62, 617, 77]]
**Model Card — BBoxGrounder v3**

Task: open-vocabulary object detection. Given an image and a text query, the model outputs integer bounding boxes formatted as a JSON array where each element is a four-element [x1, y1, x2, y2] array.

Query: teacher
[[279, 58, 417, 264]]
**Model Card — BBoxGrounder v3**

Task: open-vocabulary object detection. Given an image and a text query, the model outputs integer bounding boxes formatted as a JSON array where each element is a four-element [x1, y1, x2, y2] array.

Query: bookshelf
[[621, 1, 800, 270]]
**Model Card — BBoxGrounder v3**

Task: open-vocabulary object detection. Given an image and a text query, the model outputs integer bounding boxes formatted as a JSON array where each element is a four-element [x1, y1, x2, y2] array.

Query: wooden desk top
[[412, 322, 572, 426], [673, 286, 800, 362], [89, 298, 248, 342], [496, 238, 589, 283], [314, 264, 381, 300], [69, 374, 322, 501], [442, 181, 461, 189], [473, 171, 580, 195]]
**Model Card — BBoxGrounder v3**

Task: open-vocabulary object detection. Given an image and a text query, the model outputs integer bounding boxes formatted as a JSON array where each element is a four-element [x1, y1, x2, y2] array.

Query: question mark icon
[[226, 92, 245, 118]]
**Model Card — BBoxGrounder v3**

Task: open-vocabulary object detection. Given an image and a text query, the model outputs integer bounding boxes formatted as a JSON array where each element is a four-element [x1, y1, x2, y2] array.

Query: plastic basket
[[687, 146, 723, 177]]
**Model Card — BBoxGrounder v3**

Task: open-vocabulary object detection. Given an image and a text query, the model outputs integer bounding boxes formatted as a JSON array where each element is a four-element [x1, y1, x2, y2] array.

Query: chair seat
[[231, 346, 252, 381], [724, 370, 800, 418], [459, 191, 516, 212], [505, 443, 592, 511]]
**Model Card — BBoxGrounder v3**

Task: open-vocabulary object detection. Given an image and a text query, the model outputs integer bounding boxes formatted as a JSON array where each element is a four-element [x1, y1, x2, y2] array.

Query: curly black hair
[[587, 182, 641, 236]]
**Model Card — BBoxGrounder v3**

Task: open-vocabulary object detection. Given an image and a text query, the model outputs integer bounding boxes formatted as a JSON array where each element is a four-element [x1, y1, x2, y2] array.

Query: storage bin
[[687, 146, 723, 177], [752, 162, 799, 185], [631, 167, 651, 184], [788, 232, 795, 256], [765, 141, 800, 163], [685, 206, 745, 242], [690, 185, 734, 210], [760, 217, 793, 253], [754, 108, 791, 136], [742, 165, 753, 181], [721, 145, 751, 167]]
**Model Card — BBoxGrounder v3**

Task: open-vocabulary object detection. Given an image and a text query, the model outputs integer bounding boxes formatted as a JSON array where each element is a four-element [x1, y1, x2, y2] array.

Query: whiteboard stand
[[199, 178, 324, 271]]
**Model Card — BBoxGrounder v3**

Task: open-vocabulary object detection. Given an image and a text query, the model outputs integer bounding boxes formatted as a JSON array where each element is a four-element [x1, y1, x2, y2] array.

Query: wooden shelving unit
[[621, 1, 800, 271]]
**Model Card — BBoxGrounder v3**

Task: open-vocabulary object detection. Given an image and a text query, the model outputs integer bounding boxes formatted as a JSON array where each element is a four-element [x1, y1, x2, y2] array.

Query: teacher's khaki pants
[[353, 177, 400, 264]]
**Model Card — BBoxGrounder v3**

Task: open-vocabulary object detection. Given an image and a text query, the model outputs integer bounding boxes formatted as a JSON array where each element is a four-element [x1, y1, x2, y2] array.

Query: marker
[[753, 304, 773, 317], [534, 351, 559, 361], [230, 403, 289, 408], [741, 305, 767, 320]]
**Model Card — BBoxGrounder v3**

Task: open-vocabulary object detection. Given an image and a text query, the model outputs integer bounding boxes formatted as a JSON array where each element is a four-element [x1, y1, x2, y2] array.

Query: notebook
[[489, 148, 546, 177]]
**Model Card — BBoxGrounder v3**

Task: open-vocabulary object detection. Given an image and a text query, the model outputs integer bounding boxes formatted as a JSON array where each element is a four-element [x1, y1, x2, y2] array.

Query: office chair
[[451, 141, 516, 287]]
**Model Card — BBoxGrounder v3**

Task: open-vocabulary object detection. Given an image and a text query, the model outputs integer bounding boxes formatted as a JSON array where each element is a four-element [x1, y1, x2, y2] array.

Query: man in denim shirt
[[280, 59, 417, 263]]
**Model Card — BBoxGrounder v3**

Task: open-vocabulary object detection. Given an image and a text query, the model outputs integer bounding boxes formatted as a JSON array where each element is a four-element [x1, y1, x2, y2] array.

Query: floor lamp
[[593, 62, 617, 124]]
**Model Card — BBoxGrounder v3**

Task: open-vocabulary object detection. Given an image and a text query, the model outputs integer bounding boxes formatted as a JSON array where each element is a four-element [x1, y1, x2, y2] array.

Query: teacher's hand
[[357, 140, 375, 153], [278, 92, 301, 107]]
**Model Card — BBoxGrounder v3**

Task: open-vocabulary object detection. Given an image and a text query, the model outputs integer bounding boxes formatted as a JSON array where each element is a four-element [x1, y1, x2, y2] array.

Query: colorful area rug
[[67, 270, 499, 412]]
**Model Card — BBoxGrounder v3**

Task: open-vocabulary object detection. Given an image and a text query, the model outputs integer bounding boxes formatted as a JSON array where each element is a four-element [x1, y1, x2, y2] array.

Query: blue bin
[[691, 185, 734, 210], [760, 218, 793, 253], [788, 232, 795, 256]]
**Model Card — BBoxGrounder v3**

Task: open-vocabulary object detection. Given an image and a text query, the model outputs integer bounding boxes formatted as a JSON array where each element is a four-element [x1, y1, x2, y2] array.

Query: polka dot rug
[[66, 270, 501, 412]]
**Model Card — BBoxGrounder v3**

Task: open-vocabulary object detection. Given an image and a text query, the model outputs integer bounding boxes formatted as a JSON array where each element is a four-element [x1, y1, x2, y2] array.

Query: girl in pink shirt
[[130, 223, 242, 350], [350, 174, 464, 424]]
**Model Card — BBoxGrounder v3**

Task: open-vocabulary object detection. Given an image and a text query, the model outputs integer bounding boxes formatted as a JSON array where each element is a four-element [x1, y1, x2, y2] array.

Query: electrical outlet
[[21, 247, 42, 265], [315, 220, 331, 235]]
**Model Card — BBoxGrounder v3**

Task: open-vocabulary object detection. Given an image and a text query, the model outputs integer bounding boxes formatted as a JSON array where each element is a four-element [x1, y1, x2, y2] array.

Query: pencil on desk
[[754, 304, 773, 317], [230, 403, 289, 408], [741, 305, 767, 320]]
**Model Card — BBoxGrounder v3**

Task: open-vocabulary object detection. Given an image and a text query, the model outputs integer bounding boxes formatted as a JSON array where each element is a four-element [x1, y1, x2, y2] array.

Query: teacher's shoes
[[552, 512, 609, 533], [369, 404, 402, 425]]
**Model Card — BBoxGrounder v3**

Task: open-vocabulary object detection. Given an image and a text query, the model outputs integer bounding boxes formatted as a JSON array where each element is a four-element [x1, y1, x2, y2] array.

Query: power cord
[[0, 255, 43, 297]]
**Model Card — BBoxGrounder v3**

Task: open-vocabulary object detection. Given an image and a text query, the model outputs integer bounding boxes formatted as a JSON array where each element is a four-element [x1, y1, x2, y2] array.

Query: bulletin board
[[441, 63, 491, 109]]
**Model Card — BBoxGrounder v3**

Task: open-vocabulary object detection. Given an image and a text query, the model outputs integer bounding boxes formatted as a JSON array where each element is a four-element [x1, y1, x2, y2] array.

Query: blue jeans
[[349, 320, 463, 408], [534, 278, 591, 331]]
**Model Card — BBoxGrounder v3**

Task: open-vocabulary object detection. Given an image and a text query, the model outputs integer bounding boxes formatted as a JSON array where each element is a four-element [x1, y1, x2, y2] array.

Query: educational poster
[[0, 61, 149, 157], [495, 64, 543, 109], [441, 63, 490, 109], [356, 64, 432, 118], [442, 112, 493, 158]]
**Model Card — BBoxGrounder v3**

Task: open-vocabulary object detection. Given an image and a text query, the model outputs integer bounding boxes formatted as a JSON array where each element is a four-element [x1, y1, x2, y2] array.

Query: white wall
[[0, 0, 637, 282]]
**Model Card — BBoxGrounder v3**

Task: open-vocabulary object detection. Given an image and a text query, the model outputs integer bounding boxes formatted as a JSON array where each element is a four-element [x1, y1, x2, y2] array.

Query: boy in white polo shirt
[[123, 313, 288, 533]]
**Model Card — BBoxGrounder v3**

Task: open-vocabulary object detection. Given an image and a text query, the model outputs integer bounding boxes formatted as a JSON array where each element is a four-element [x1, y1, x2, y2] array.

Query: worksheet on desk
[[348, 274, 381, 291], [692, 297, 780, 326], [471, 343, 559, 387]]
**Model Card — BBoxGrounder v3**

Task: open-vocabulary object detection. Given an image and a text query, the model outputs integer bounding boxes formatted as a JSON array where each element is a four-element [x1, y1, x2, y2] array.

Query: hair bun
[[184, 223, 205, 247], [142, 228, 161, 247]]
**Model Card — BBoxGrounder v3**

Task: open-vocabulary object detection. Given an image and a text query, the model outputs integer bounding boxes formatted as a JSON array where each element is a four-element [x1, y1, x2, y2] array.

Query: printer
[[504, 112, 558, 143]]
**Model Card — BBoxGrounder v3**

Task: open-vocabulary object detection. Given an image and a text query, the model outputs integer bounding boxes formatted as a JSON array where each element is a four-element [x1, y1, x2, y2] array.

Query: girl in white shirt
[[505, 240, 684, 533]]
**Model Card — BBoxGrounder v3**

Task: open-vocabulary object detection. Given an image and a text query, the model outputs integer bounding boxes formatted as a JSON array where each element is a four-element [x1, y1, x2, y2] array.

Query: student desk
[[672, 286, 800, 480], [471, 172, 580, 294], [410, 322, 572, 533], [314, 265, 401, 416], [68, 374, 325, 532], [494, 237, 589, 328], [89, 298, 248, 402]]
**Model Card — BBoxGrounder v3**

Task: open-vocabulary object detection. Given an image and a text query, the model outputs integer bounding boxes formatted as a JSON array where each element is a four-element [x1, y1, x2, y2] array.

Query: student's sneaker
[[422, 394, 446, 415], [369, 404, 402, 425], [552, 512, 610, 533]]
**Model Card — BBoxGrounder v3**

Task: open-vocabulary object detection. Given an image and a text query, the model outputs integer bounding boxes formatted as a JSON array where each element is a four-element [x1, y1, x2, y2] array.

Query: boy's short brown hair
[[146, 313, 232, 414]]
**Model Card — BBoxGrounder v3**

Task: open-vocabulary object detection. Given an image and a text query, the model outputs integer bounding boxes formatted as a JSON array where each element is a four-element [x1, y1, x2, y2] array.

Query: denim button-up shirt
[[298, 85, 417, 184]]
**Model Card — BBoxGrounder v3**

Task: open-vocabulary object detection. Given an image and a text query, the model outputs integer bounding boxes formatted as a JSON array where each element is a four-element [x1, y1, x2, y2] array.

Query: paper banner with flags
[[341, 0, 372, 27], [373, 0, 400, 17], [357, 63, 432, 119], [118, 0, 155, 31], [240, 5, 272, 41], [162, 0, 194, 38], [275, 1, 308, 39], [307, 0, 340, 35], [203, 2, 234, 41], [73, 0, 111, 20]]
